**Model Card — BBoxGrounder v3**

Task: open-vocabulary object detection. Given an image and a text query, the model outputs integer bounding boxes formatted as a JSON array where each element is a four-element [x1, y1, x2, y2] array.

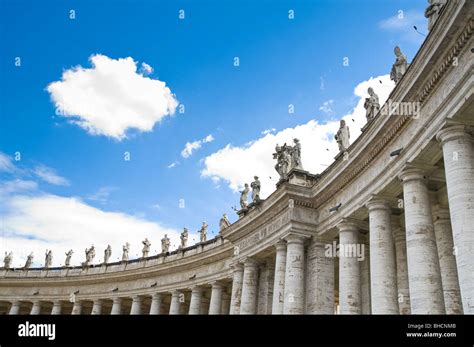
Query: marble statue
[[104, 245, 112, 264], [84, 245, 95, 265], [219, 213, 231, 231], [335, 120, 350, 152], [122, 243, 130, 262], [240, 183, 250, 209], [3, 251, 12, 269], [425, 0, 447, 31], [161, 234, 170, 253], [364, 87, 380, 122], [291, 138, 303, 170], [142, 238, 151, 258], [24, 252, 34, 269], [65, 249, 74, 267], [273, 139, 302, 180], [199, 221, 208, 242], [45, 250, 53, 268], [180, 228, 189, 248], [390, 46, 408, 84], [251, 176, 261, 203]]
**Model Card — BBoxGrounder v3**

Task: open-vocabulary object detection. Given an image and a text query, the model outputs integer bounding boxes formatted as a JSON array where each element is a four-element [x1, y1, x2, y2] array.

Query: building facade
[[1, 0, 473, 315]]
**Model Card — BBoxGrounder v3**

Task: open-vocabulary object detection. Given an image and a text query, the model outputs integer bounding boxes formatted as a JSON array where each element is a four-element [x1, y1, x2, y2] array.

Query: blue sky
[[0, 0, 428, 266]]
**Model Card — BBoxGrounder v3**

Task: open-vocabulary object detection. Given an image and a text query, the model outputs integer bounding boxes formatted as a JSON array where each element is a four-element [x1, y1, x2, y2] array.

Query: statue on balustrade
[[199, 221, 208, 242], [24, 252, 34, 269], [3, 251, 12, 269], [84, 245, 95, 266], [335, 119, 350, 152], [45, 250, 53, 268], [239, 183, 250, 209], [219, 213, 231, 231], [425, 0, 447, 31], [364, 87, 380, 122], [65, 249, 74, 267], [142, 238, 151, 258], [273, 138, 303, 180], [390, 46, 408, 84], [251, 176, 261, 204], [161, 234, 170, 253], [122, 242, 130, 261], [104, 245, 112, 264], [180, 228, 189, 248]]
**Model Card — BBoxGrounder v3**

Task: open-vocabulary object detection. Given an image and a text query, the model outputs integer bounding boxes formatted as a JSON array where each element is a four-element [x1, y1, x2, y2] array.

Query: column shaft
[[399, 168, 445, 314], [8, 301, 20, 315], [283, 234, 306, 314], [229, 264, 244, 314], [110, 298, 122, 315], [51, 301, 62, 315], [209, 283, 224, 315], [169, 291, 181, 315], [130, 296, 142, 315], [272, 241, 287, 314], [149, 293, 162, 315], [437, 125, 474, 313], [392, 217, 411, 314], [91, 300, 102, 315], [30, 301, 42, 315], [71, 301, 82, 315], [240, 259, 259, 314], [188, 287, 203, 315], [360, 237, 371, 314]]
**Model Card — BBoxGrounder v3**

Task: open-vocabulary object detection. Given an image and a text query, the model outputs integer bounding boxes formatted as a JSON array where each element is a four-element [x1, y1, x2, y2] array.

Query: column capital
[[210, 281, 225, 289], [189, 285, 203, 293], [366, 196, 392, 211], [436, 123, 473, 145], [431, 204, 450, 221], [284, 233, 308, 245], [151, 292, 162, 299], [398, 166, 427, 183], [274, 240, 287, 252], [230, 262, 244, 272], [242, 257, 258, 268], [337, 219, 359, 232]]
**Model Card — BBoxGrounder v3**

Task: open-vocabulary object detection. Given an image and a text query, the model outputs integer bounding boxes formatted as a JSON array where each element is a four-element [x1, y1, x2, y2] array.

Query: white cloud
[[261, 128, 276, 136], [0, 152, 16, 173], [0, 192, 188, 267], [202, 75, 394, 197], [34, 165, 70, 186], [319, 99, 334, 114], [378, 10, 427, 44], [47, 54, 179, 140], [141, 62, 153, 75], [167, 161, 179, 169], [181, 134, 215, 158], [86, 186, 117, 203]]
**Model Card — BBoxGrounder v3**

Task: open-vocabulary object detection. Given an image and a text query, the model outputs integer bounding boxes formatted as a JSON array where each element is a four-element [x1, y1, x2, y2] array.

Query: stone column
[[337, 221, 361, 314], [130, 295, 142, 315], [188, 286, 203, 315], [229, 264, 244, 314], [221, 293, 231, 314], [306, 236, 334, 314], [432, 205, 463, 314], [392, 216, 411, 314], [169, 290, 181, 315], [399, 167, 445, 314], [366, 198, 398, 314], [110, 297, 122, 315], [437, 125, 474, 313], [30, 301, 42, 315], [272, 241, 287, 314], [359, 235, 371, 314], [51, 301, 62, 315], [71, 300, 82, 315], [149, 293, 162, 315], [240, 258, 259, 314], [91, 300, 102, 315], [8, 301, 21, 315], [283, 234, 306, 314], [209, 282, 224, 315]]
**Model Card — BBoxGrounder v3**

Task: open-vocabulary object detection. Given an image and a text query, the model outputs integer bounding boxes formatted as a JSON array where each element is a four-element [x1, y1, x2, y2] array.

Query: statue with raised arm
[[273, 144, 292, 179], [291, 138, 303, 170], [122, 242, 130, 261], [390, 46, 408, 84], [24, 252, 34, 269], [425, 0, 447, 31], [364, 87, 380, 122], [45, 250, 53, 268], [64, 249, 73, 267], [251, 176, 261, 203], [142, 238, 151, 258], [219, 213, 231, 231], [180, 228, 189, 248], [3, 251, 12, 269], [199, 221, 208, 242], [161, 234, 170, 253], [335, 120, 350, 152], [240, 183, 250, 209], [104, 245, 112, 264]]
